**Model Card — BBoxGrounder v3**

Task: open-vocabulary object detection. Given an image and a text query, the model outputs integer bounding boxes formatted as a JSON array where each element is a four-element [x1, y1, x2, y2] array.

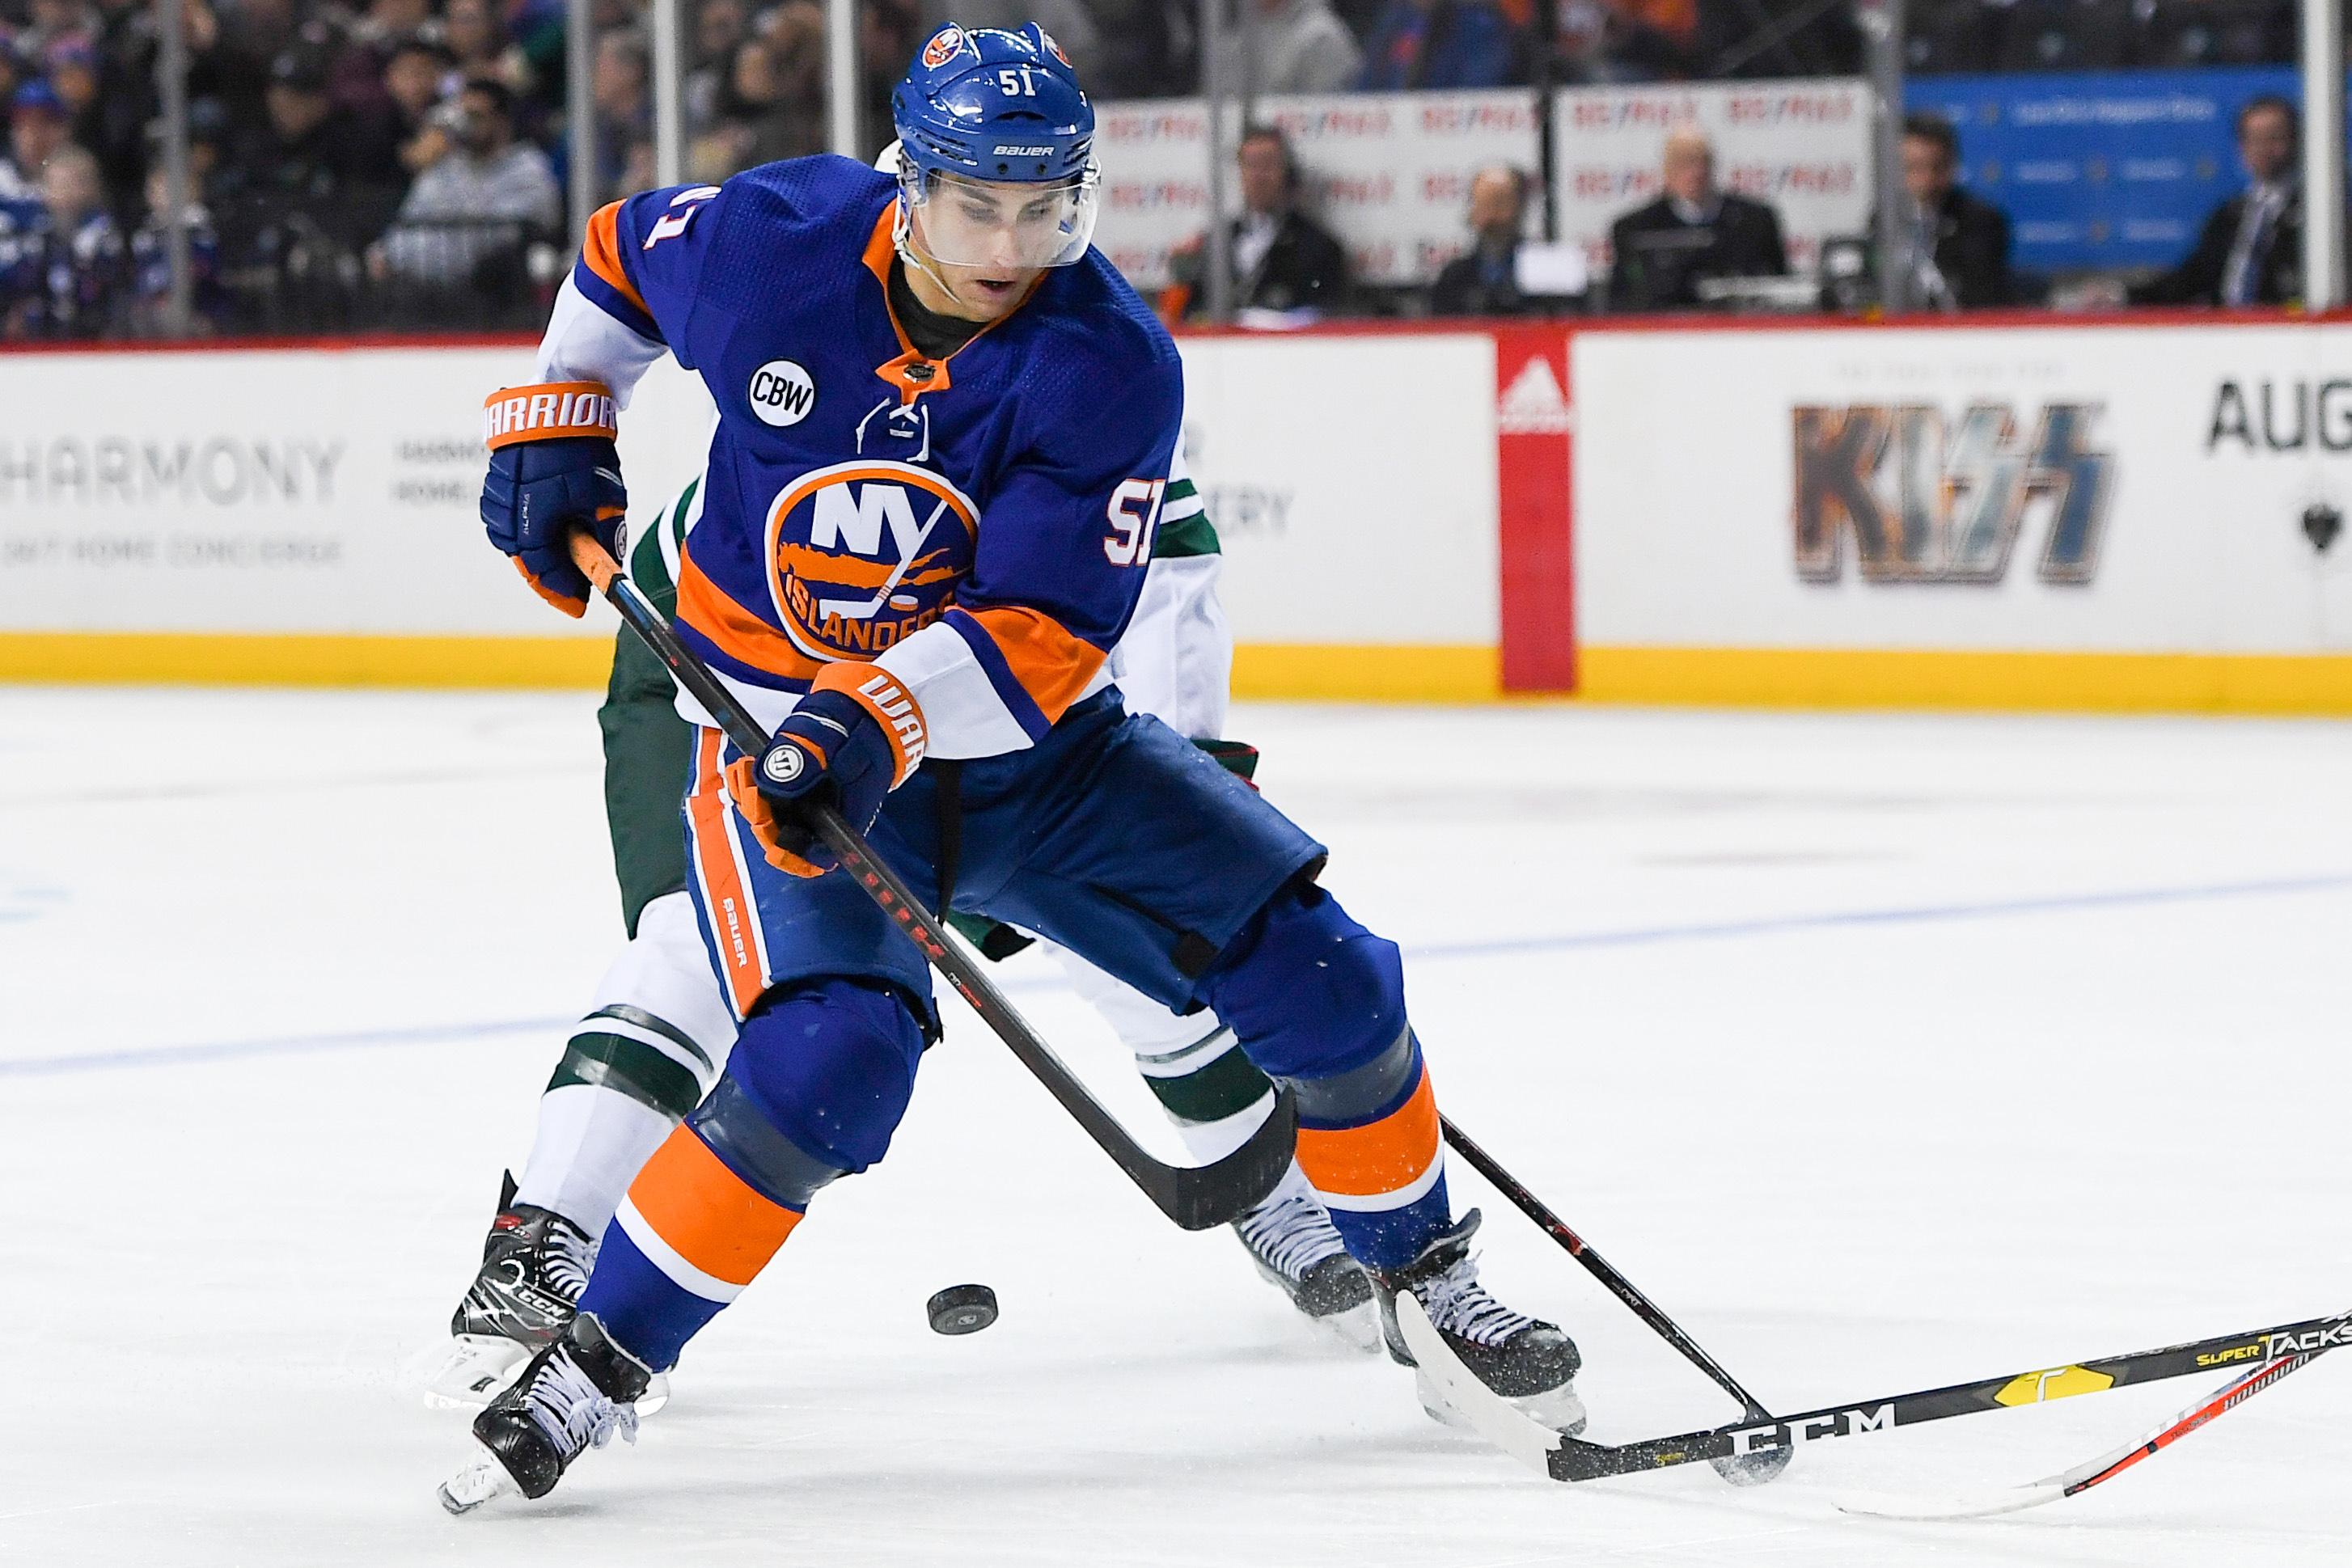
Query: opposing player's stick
[[1837, 1324, 2338, 1519], [568, 534, 1297, 1231], [1437, 1116, 1790, 1485], [1409, 1301, 2348, 1486]]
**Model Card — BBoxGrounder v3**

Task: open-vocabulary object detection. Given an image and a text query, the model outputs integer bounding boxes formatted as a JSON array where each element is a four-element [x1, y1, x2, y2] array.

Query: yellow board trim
[[1578, 646, 2352, 716], [15, 634, 2352, 715], [0, 632, 1508, 702]]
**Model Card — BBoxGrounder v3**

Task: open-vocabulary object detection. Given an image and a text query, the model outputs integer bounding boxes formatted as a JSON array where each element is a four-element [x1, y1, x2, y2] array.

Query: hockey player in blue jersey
[[446, 23, 1580, 1511]]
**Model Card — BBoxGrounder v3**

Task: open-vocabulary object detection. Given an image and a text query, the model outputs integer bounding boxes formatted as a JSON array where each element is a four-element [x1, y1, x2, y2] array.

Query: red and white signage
[[1093, 79, 1870, 293]]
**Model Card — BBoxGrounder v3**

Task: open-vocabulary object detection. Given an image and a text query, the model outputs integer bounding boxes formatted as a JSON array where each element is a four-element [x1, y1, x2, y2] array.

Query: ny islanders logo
[[765, 461, 978, 660], [921, 26, 967, 68]]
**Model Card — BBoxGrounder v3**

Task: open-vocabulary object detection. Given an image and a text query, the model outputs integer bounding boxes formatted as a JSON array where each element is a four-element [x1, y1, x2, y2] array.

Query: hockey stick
[[1409, 1302, 2348, 1485], [1837, 1322, 2339, 1519], [1437, 1116, 1790, 1486], [568, 534, 1297, 1231]]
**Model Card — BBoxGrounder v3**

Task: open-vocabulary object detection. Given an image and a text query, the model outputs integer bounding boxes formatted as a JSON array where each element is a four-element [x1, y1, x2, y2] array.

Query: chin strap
[[891, 197, 981, 314]]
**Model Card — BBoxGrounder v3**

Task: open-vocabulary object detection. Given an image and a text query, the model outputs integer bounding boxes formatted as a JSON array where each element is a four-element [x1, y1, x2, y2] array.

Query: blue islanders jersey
[[535, 154, 1185, 759]]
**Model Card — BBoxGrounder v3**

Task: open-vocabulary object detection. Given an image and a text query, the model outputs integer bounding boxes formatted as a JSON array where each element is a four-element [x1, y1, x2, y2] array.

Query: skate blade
[[421, 1334, 531, 1410], [1414, 1362, 1588, 1439], [635, 1371, 671, 1417], [1307, 1300, 1385, 1356], [438, 1456, 516, 1515]]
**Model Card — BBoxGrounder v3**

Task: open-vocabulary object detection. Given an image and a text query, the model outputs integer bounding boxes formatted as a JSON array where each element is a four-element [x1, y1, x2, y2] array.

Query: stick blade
[[1395, 1295, 1567, 1477], [1836, 1481, 2063, 1521], [1154, 1084, 1298, 1231]]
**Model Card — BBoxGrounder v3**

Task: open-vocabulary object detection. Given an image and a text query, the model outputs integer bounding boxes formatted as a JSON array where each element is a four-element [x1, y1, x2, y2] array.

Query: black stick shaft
[[571, 535, 1294, 1230], [1440, 1116, 1770, 1419], [1549, 1308, 2351, 1481]]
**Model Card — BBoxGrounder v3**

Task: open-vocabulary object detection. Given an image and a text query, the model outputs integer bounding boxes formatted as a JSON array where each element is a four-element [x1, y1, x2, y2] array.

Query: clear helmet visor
[[898, 165, 1100, 272]]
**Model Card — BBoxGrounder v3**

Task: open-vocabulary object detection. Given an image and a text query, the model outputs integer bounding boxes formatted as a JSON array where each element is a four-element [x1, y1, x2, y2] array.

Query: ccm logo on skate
[[763, 748, 805, 784], [748, 360, 816, 427], [1728, 1404, 1895, 1455]]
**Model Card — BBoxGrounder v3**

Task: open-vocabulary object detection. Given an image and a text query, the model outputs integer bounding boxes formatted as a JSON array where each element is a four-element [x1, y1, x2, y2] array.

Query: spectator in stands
[[1082, 0, 1187, 99], [687, 0, 750, 133], [47, 38, 99, 133], [692, 11, 826, 181], [1429, 164, 1562, 315], [210, 0, 304, 146], [332, 0, 434, 119], [1885, 111, 2011, 309], [2, 79, 73, 201], [591, 27, 652, 199], [2130, 94, 2300, 307], [1214, 0, 1362, 94], [1170, 124, 1352, 321], [376, 76, 556, 284], [858, 0, 921, 153], [1357, 0, 1521, 89], [445, 0, 516, 85], [129, 158, 226, 333], [30, 142, 125, 336], [19, 0, 95, 64], [1606, 126, 1785, 311], [77, 0, 173, 207], [386, 34, 457, 175], [215, 48, 401, 247]]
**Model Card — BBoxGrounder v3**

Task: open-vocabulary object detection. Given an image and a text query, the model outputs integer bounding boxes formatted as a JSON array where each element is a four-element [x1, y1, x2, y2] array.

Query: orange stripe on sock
[[1295, 1067, 1440, 1198], [687, 729, 768, 1016], [628, 1126, 803, 1287]]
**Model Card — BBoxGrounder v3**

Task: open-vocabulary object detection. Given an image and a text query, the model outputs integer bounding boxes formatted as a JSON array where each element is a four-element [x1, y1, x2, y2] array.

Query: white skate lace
[[1417, 1253, 1538, 1349], [537, 1219, 596, 1302], [1234, 1180, 1349, 1283], [524, 1350, 639, 1458]]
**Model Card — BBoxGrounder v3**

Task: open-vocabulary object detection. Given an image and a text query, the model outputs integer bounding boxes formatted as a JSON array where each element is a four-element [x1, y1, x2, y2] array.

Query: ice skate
[[439, 1312, 651, 1513], [425, 1176, 669, 1414], [1232, 1168, 1381, 1351], [1373, 1209, 1585, 1435]]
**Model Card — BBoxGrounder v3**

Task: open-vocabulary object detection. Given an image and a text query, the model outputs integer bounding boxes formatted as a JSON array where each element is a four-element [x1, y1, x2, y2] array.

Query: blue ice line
[[6, 871, 2346, 1080]]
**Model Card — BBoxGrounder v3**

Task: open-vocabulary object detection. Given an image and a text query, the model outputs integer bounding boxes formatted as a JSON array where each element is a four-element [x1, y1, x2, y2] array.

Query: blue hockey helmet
[[890, 22, 1100, 270]]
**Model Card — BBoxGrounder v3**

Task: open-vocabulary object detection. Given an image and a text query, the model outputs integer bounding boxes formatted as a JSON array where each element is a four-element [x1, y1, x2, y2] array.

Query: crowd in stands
[[0, 0, 2320, 338], [1906, 0, 2304, 74]]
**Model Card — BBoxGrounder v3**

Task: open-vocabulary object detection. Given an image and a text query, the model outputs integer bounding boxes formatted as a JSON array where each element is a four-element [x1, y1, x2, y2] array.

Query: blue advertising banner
[[1907, 68, 2295, 273]]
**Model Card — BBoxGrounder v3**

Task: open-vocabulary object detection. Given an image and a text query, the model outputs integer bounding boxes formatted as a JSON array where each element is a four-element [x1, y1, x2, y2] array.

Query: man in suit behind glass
[[1605, 128, 1787, 312], [1173, 124, 1352, 320], [2131, 94, 2301, 306]]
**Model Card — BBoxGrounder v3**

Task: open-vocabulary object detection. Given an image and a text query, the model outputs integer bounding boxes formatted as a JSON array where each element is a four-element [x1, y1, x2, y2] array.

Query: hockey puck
[[1710, 1447, 1793, 1487], [927, 1283, 998, 1336]]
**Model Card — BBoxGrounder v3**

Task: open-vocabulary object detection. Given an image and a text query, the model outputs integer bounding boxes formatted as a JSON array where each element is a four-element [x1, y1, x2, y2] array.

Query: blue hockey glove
[[722, 664, 929, 879], [480, 382, 627, 616]]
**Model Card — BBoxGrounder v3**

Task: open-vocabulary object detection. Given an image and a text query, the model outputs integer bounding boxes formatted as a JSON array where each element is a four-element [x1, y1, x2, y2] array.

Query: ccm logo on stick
[[1729, 1404, 1896, 1456]]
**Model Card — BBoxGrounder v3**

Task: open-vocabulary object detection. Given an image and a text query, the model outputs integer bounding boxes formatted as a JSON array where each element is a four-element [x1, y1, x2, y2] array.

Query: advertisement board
[[1571, 318, 2352, 708], [0, 346, 715, 661], [1906, 68, 2295, 274], [0, 333, 1504, 696]]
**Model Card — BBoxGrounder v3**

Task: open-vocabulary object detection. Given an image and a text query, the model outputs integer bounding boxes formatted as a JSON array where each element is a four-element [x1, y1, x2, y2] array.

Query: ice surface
[[3, 687, 2348, 1566]]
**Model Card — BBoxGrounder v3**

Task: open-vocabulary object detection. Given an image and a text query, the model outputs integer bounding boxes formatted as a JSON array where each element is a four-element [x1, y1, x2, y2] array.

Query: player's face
[[907, 173, 1086, 319]]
